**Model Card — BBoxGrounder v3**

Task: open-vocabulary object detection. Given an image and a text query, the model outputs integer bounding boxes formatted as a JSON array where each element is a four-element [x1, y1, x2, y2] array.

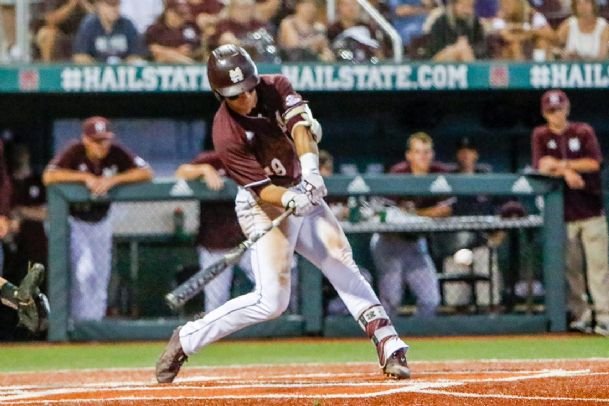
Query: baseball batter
[[156, 44, 410, 383], [43, 116, 153, 321]]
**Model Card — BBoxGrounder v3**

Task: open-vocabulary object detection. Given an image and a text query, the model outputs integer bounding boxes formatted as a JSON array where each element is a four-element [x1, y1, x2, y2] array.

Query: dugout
[[0, 61, 606, 341]]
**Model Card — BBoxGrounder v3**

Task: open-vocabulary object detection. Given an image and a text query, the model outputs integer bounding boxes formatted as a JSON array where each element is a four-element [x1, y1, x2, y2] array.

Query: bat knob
[[165, 293, 180, 311]]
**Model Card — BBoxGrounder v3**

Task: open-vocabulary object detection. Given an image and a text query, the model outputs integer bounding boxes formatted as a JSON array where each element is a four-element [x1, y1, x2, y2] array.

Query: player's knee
[[259, 290, 291, 319]]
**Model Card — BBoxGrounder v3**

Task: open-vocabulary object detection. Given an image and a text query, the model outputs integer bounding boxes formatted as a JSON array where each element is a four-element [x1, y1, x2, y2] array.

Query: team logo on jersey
[[78, 163, 88, 172], [103, 165, 118, 177], [547, 139, 557, 149], [245, 131, 255, 142], [285, 94, 302, 107], [569, 138, 581, 152], [229, 67, 244, 83]]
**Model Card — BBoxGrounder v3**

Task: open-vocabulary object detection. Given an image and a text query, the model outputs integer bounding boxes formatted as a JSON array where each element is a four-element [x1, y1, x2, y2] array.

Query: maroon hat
[[82, 116, 115, 140], [541, 89, 569, 113]]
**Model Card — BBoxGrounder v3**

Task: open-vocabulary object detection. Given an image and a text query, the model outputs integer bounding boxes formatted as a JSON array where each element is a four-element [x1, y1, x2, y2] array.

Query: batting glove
[[300, 153, 327, 204], [281, 190, 315, 216]]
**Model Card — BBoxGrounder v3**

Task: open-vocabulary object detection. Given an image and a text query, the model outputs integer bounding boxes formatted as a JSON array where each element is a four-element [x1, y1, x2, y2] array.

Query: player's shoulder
[[260, 74, 292, 87], [57, 140, 85, 156], [389, 161, 409, 174], [532, 125, 550, 138], [570, 121, 595, 136], [430, 161, 451, 173]]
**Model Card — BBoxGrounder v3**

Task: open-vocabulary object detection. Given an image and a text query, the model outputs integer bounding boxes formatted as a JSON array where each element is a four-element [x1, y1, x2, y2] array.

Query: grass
[[0, 334, 607, 372]]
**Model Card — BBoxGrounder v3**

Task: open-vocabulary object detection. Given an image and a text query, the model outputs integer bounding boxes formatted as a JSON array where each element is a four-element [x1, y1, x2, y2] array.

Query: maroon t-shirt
[[209, 19, 267, 49], [145, 21, 201, 49], [188, 0, 224, 17], [47, 141, 149, 222], [212, 74, 306, 195], [532, 122, 604, 222], [389, 161, 453, 210], [0, 141, 12, 216], [191, 151, 245, 249]]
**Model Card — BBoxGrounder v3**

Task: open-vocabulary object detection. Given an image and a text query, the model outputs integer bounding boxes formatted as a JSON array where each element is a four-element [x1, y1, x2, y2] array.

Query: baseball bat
[[165, 207, 294, 310]]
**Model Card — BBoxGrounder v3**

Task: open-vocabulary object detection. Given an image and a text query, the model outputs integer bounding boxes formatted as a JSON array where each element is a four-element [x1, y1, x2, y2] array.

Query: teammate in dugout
[[175, 151, 255, 313], [43, 116, 153, 321], [156, 44, 410, 383], [532, 89, 609, 336]]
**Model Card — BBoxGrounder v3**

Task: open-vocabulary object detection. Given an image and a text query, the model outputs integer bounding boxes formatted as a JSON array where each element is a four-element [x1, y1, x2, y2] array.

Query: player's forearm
[[43, 169, 91, 185], [14, 206, 47, 222], [292, 125, 318, 157], [562, 158, 600, 173], [416, 204, 452, 218], [259, 184, 290, 208], [45, 1, 78, 26], [110, 167, 154, 186], [72, 53, 96, 64], [175, 164, 209, 180]]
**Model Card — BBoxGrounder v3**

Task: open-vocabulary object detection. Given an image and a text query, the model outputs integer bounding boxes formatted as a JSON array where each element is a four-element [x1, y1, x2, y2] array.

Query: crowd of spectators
[[1, 0, 607, 64]]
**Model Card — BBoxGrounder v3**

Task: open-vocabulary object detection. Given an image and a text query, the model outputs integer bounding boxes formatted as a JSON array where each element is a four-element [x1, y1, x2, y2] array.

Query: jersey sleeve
[[46, 143, 81, 170], [274, 75, 311, 137], [112, 144, 150, 172], [579, 124, 603, 163]]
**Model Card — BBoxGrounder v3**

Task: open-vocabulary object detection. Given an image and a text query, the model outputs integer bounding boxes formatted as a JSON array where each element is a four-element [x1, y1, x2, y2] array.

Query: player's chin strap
[[358, 305, 407, 367]]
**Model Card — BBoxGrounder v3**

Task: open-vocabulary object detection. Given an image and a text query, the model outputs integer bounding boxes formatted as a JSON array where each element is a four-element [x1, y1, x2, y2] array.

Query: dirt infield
[[1, 358, 608, 405]]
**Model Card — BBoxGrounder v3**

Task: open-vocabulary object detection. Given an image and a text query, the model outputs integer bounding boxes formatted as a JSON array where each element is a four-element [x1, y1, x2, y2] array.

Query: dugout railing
[[47, 174, 564, 342]]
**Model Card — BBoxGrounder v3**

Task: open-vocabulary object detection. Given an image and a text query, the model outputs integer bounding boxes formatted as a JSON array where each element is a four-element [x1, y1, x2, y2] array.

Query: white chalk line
[[1, 357, 608, 376], [1, 367, 607, 404]]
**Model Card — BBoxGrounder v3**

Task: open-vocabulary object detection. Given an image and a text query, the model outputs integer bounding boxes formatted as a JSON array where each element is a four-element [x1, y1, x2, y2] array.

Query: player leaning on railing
[[156, 44, 411, 383]]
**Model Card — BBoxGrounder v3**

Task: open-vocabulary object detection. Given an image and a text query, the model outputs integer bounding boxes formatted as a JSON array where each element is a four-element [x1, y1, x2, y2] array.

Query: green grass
[[0, 334, 607, 372]]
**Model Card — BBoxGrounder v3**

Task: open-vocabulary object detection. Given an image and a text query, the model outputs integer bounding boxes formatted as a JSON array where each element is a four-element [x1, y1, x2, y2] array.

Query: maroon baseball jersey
[[212, 74, 308, 195], [145, 21, 201, 49], [0, 140, 12, 216], [389, 161, 453, 210], [47, 141, 149, 222], [191, 151, 245, 249], [532, 122, 604, 221]]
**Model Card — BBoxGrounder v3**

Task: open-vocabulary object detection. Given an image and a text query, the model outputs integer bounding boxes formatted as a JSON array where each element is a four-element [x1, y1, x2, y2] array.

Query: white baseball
[[454, 248, 474, 266]]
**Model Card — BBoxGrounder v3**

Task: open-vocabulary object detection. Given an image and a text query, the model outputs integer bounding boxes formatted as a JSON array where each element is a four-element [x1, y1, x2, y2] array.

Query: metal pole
[[15, 0, 31, 62]]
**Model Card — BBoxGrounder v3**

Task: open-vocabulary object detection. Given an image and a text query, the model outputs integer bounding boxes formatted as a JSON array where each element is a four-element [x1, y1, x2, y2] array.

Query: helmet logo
[[229, 67, 244, 83], [95, 121, 106, 133]]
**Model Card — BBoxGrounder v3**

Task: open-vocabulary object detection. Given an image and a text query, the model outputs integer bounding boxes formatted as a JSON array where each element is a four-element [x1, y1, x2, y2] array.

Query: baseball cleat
[[383, 348, 411, 379], [594, 324, 609, 337], [156, 327, 188, 383], [569, 319, 593, 334]]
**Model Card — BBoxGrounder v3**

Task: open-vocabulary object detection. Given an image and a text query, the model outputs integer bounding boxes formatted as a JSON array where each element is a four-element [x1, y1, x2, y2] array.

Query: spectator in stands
[[187, 0, 225, 44], [277, 0, 335, 62], [145, 0, 203, 63], [389, 0, 438, 50], [42, 116, 153, 321], [0, 2, 16, 61], [120, 0, 164, 34], [531, 89, 609, 336], [370, 132, 450, 318], [488, 0, 555, 60], [35, 0, 94, 62], [72, 0, 144, 64], [175, 151, 255, 313], [426, 0, 487, 61], [328, 0, 385, 62], [556, 0, 609, 60], [210, 0, 277, 62]]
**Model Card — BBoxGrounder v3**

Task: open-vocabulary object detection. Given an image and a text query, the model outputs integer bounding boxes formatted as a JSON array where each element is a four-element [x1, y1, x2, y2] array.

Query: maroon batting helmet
[[207, 44, 260, 98]]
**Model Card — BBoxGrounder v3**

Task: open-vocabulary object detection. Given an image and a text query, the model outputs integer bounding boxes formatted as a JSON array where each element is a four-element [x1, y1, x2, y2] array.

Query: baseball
[[454, 248, 474, 266]]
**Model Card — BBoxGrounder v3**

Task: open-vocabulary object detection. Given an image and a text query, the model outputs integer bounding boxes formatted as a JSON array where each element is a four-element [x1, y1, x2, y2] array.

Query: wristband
[[299, 152, 319, 176]]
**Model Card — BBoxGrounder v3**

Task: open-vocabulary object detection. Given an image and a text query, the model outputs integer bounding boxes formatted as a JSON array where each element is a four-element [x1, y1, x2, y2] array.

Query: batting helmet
[[207, 44, 260, 98]]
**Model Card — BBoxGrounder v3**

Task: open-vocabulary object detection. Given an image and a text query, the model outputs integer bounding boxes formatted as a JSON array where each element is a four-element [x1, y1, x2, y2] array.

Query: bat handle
[[165, 293, 179, 311]]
